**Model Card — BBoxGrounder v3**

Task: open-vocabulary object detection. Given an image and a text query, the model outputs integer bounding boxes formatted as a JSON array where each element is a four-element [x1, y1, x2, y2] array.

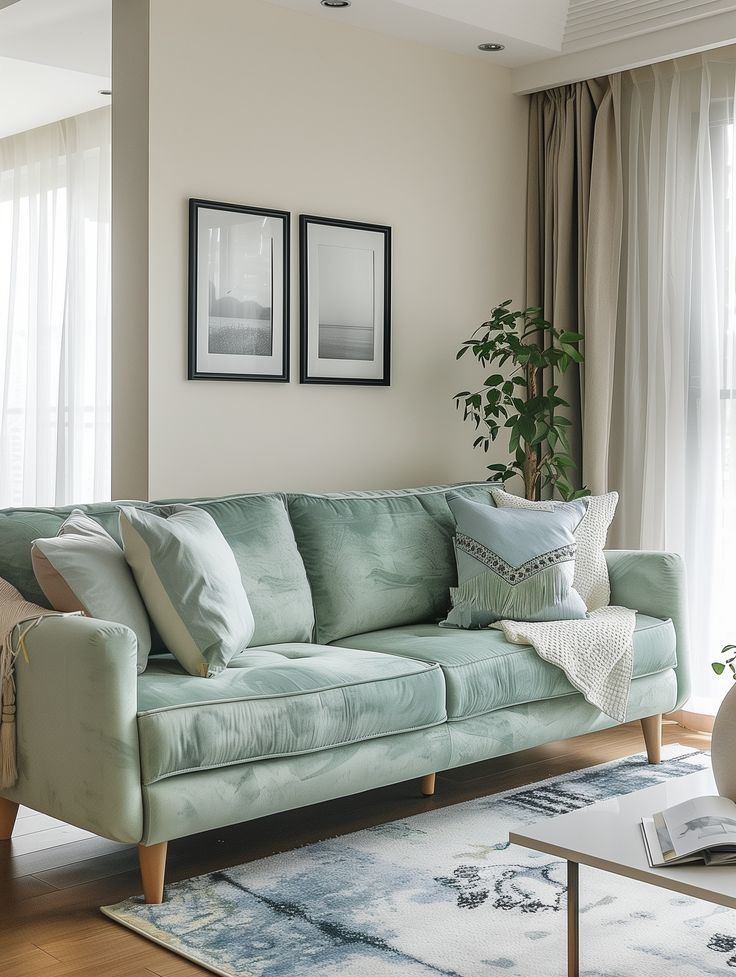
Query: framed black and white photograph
[[299, 215, 391, 385], [188, 198, 289, 381]]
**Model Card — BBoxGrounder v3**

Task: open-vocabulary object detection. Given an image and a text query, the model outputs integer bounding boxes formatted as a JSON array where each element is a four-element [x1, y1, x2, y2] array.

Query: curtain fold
[[582, 74, 623, 495], [0, 107, 111, 507], [525, 78, 622, 486], [527, 50, 736, 714], [609, 54, 736, 713]]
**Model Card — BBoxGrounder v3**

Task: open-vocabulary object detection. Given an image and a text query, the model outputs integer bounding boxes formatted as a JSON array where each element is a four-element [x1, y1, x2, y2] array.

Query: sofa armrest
[[605, 550, 690, 711], [1, 615, 143, 843]]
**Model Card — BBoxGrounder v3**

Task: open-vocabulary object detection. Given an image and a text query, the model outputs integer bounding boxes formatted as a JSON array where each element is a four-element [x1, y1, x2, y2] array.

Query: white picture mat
[[305, 223, 385, 381], [196, 208, 284, 376]]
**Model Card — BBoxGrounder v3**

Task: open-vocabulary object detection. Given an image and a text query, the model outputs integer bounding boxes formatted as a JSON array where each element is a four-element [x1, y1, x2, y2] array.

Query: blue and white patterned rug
[[103, 747, 736, 977]]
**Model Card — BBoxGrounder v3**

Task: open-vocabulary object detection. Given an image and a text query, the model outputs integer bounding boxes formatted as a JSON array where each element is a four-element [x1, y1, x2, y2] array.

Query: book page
[[661, 796, 736, 857], [641, 818, 665, 864]]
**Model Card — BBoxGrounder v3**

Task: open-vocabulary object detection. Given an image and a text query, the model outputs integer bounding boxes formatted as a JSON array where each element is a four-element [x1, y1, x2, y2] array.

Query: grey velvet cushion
[[445, 492, 588, 626]]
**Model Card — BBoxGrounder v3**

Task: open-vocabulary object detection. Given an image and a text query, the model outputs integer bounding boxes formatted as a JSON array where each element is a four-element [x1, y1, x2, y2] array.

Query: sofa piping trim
[[286, 481, 499, 502], [136, 660, 443, 716]]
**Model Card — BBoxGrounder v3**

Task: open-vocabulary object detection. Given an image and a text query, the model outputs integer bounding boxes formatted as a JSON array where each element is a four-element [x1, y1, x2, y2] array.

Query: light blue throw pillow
[[120, 504, 255, 677], [443, 493, 589, 627]]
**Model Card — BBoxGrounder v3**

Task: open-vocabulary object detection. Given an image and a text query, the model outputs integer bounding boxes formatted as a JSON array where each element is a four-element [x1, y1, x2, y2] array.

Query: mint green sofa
[[0, 483, 689, 903]]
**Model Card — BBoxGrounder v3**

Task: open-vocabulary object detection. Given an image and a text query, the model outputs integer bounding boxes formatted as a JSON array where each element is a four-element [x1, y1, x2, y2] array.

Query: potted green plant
[[454, 300, 588, 501]]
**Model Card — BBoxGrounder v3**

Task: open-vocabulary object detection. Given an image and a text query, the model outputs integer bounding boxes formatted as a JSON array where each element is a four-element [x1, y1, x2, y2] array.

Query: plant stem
[[523, 362, 539, 500]]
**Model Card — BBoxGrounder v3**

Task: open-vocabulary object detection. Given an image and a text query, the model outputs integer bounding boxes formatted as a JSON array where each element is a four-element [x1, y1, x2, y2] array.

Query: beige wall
[[111, 0, 149, 500], [119, 0, 528, 498]]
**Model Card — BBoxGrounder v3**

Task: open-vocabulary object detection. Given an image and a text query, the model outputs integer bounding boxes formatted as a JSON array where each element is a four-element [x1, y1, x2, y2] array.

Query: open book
[[642, 796, 736, 867]]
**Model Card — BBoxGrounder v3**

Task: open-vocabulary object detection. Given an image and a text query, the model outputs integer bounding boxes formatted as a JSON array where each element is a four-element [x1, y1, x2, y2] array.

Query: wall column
[[111, 0, 150, 499]]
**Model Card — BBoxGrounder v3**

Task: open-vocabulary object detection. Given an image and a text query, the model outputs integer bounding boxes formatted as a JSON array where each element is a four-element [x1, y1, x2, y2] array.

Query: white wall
[[117, 0, 528, 498]]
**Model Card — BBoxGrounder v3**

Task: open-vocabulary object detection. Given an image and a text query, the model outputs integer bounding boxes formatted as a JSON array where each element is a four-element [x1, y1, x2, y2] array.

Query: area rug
[[103, 747, 736, 977]]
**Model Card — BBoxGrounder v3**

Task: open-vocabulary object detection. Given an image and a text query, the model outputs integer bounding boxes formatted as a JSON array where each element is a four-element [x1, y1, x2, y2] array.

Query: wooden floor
[[0, 721, 710, 977]]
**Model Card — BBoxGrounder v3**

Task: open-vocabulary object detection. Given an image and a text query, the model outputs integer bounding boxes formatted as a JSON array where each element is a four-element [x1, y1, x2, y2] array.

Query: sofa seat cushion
[[334, 614, 676, 721], [136, 644, 446, 784]]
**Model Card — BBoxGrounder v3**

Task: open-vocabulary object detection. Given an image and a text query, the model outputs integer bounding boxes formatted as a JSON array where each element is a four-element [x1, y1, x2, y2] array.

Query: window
[[0, 107, 110, 507]]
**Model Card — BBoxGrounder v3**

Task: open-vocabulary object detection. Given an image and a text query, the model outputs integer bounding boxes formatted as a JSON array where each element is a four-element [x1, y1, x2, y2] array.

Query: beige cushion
[[490, 489, 618, 611], [31, 510, 151, 672]]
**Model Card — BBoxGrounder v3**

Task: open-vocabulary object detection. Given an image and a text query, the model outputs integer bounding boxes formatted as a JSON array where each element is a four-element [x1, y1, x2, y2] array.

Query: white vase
[[712, 683, 736, 800]]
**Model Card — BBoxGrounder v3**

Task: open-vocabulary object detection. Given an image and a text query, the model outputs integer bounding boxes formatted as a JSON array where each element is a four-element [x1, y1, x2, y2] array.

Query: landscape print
[[317, 244, 375, 361], [207, 222, 273, 357]]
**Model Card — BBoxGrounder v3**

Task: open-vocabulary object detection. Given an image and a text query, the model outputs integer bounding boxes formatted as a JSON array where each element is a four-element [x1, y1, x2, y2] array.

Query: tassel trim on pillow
[[452, 562, 572, 621]]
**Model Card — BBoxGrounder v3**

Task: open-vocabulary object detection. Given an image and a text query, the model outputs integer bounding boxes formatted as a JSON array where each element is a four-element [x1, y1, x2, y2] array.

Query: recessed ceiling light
[[98, 89, 112, 96], [478, 42, 505, 52], [321, 0, 351, 7]]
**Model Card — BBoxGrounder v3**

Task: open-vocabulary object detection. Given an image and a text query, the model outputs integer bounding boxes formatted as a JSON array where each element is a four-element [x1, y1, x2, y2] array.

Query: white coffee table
[[509, 769, 736, 976]]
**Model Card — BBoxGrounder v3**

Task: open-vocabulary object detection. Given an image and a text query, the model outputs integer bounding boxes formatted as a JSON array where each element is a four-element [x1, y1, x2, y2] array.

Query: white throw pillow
[[119, 504, 255, 677], [31, 509, 152, 673], [490, 489, 618, 611]]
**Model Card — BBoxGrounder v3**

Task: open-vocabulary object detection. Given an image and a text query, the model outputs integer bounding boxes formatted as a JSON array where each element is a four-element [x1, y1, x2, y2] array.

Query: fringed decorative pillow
[[443, 493, 588, 628], [490, 488, 618, 611]]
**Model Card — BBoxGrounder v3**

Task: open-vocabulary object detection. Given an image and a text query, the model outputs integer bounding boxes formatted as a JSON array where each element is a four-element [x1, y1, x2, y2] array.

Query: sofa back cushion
[[0, 492, 314, 646], [182, 493, 313, 645], [287, 483, 496, 644], [0, 502, 129, 607]]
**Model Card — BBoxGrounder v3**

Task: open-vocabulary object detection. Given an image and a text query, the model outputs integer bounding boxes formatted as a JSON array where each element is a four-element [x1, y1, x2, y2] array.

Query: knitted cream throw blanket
[[0, 577, 75, 789], [495, 606, 637, 723]]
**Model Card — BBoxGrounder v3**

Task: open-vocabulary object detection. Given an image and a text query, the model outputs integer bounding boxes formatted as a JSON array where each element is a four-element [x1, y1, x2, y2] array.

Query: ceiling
[[267, 0, 736, 90], [267, 0, 569, 66], [0, 0, 110, 139], [1, 0, 735, 138]]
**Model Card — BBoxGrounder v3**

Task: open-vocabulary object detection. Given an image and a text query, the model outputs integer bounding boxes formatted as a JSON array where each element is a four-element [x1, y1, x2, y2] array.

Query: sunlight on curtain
[[715, 107, 736, 709], [608, 53, 736, 714], [0, 107, 111, 507]]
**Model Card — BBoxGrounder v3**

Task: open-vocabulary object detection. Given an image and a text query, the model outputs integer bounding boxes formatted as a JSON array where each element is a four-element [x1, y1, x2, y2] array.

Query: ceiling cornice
[[563, 0, 736, 53], [512, 9, 736, 93]]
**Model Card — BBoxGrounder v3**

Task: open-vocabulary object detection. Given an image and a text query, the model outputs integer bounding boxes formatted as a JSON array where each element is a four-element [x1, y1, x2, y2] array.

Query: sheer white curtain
[[0, 106, 111, 507], [606, 52, 736, 714]]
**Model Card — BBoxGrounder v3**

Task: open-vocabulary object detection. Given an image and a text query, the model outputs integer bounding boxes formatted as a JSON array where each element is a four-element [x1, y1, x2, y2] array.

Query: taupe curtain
[[526, 51, 736, 717], [525, 77, 622, 494]]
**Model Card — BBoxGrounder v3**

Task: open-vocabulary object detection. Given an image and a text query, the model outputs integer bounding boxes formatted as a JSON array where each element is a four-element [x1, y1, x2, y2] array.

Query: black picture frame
[[188, 198, 290, 382], [299, 214, 391, 385]]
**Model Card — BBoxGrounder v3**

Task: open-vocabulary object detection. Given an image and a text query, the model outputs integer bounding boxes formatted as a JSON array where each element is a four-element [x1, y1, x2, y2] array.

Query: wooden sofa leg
[[641, 714, 662, 764], [138, 841, 168, 904], [420, 773, 436, 797], [0, 797, 19, 840]]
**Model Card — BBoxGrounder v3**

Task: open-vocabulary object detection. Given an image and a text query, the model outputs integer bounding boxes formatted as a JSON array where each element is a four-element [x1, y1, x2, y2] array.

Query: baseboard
[[668, 709, 714, 734]]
